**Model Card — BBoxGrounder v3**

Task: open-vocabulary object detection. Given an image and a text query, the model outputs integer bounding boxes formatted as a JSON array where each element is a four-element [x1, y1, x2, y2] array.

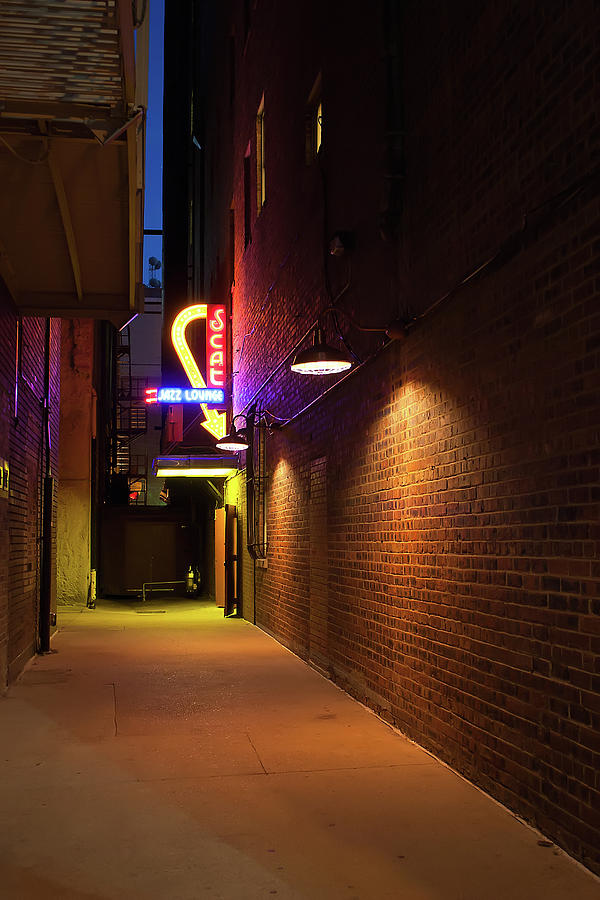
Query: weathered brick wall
[[269, 196, 599, 850], [0, 281, 60, 686], [0, 284, 14, 688], [202, 0, 600, 873]]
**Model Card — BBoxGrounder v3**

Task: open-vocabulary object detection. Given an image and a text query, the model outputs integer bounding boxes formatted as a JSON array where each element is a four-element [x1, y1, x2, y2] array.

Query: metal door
[[214, 507, 225, 608], [224, 504, 238, 616]]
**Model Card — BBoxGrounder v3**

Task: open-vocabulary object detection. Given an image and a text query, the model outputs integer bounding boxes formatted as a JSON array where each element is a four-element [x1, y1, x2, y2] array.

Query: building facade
[[0, 289, 61, 683], [185, 0, 600, 874], [0, 1, 148, 685]]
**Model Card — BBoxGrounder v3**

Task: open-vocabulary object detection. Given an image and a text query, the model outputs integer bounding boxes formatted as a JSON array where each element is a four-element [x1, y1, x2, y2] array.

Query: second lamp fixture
[[289, 325, 352, 375]]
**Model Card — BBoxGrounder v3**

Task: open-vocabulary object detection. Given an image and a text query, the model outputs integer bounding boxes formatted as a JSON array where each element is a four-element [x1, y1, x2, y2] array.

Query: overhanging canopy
[[0, 0, 148, 326], [153, 456, 239, 479]]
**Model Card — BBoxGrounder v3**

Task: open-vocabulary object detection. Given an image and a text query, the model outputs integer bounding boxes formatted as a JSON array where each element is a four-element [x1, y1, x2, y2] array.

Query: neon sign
[[145, 387, 225, 405], [170, 303, 228, 439], [207, 305, 226, 389]]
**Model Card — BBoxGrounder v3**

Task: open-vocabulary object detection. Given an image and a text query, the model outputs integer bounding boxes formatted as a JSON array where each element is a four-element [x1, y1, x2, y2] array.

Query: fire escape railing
[[108, 325, 152, 505]]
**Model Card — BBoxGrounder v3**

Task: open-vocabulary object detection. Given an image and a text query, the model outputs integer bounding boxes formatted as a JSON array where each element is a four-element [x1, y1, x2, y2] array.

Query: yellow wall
[[56, 320, 94, 606]]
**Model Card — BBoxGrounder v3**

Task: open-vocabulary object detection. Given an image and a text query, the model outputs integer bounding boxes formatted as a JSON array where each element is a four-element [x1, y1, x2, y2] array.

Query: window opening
[[315, 100, 322, 154], [128, 475, 147, 506], [306, 73, 322, 164]]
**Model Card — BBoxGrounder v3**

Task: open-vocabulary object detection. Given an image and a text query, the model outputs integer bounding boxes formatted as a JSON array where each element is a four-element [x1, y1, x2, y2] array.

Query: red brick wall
[[0, 283, 14, 687], [206, 0, 600, 873], [0, 282, 60, 686], [262, 207, 600, 855]]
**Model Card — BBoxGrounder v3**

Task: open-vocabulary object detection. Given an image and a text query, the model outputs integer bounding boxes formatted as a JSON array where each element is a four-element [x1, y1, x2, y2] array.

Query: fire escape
[[112, 325, 149, 504]]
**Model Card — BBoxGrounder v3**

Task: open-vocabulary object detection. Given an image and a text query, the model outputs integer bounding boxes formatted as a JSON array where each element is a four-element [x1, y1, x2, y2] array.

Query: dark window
[[229, 36, 235, 111]]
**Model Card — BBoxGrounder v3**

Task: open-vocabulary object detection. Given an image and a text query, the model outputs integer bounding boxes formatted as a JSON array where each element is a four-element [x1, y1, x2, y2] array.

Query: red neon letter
[[206, 305, 226, 390]]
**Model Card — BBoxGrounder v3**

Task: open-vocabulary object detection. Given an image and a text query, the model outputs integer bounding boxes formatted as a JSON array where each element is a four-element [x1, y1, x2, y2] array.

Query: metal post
[[39, 318, 53, 652]]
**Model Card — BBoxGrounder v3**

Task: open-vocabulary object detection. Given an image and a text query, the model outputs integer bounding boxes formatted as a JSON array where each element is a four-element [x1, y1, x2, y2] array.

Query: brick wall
[[0, 283, 14, 688], [262, 208, 600, 858], [205, 0, 600, 873], [0, 281, 60, 686]]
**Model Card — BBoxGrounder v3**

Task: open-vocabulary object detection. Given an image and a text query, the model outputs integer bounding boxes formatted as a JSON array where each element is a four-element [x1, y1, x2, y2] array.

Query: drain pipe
[[39, 318, 54, 653]]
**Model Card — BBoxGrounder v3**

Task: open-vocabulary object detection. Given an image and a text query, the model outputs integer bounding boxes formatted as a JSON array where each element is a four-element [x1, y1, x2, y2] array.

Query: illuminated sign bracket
[[166, 303, 229, 440]]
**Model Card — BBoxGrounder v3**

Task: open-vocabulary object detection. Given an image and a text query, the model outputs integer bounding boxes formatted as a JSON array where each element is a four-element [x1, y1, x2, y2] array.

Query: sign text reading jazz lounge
[[147, 387, 225, 405]]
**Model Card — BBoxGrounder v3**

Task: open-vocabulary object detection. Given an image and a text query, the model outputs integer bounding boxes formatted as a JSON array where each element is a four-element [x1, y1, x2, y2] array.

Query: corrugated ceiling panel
[[0, 0, 123, 106]]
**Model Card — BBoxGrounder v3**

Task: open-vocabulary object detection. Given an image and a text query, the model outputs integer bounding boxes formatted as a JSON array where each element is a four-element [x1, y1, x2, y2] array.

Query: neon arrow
[[171, 304, 227, 440], [200, 406, 227, 440]]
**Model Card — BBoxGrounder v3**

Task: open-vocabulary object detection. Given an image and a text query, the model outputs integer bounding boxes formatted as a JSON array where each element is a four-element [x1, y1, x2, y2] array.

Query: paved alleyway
[[1, 599, 599, 900]]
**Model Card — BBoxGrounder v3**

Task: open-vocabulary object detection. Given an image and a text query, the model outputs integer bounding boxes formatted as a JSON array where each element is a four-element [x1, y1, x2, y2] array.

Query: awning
[[153, 456, 239, 479], [0, 0, 148, 326]]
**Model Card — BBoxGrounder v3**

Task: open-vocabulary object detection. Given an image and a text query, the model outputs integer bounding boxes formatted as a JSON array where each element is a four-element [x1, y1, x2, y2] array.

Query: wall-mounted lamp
[[289, 305, 408, 377], [290, 325, 353, 376], [215, 415, 250, 452]]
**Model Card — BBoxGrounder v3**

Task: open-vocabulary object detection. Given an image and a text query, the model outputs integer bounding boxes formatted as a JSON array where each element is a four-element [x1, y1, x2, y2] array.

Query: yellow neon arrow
[[200, 405, 227, 440], [171, 304, 227, 440]]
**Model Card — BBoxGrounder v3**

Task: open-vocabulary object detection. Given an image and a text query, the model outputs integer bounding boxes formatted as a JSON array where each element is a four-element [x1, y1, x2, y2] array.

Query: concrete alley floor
[[1, 599, 599, 900]]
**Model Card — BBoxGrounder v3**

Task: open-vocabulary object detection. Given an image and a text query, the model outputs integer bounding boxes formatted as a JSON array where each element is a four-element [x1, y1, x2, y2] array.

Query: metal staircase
[[110, 326, 149, 505]]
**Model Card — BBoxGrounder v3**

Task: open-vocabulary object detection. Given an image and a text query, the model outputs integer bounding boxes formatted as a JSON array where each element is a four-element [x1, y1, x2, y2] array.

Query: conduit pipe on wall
[[280, 336, 392, 429], [244, 406, 268, 560], [240, 305, 403, 421], [245, 166, 600, 429], [238, 256, 355, 415], [244, 408, 256, 554], [240, 319, 321, 417]]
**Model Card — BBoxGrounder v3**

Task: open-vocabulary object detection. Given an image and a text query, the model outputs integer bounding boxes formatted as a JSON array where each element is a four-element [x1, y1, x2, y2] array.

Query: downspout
[[39, 318, 54, 653], [245, 407, 256, 552]]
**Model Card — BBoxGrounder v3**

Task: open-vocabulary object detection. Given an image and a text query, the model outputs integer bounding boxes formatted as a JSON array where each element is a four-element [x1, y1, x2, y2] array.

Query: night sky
[[143, 0, 165, 285]]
